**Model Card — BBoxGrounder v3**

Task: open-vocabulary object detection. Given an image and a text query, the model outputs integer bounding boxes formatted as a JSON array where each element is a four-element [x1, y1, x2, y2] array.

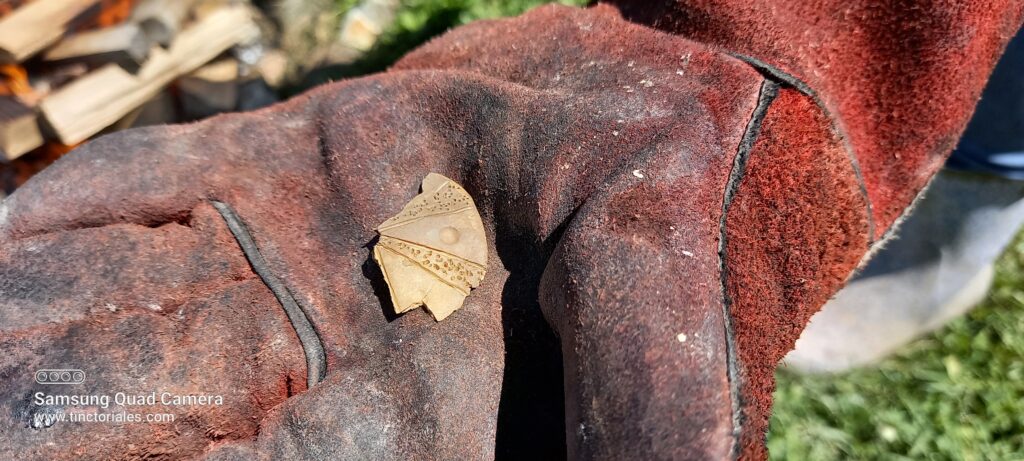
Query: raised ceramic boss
[[373, 173, 488, 321]]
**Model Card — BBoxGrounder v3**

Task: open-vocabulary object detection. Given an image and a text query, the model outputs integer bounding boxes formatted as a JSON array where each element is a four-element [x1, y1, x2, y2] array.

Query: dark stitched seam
[[718, 78, 779, 460], [730, 52, 876, 243], [728, 53, 814, 96], [212, 200, 327, 389]]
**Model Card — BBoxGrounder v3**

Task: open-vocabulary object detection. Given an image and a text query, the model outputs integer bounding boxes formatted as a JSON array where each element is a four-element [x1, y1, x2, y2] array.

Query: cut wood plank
[[43, 22, 152, 72], [40, 6, 258, 144], [131, 0, 196, 46], [0, 0, 101, 63], [0, 96, 42, 160]]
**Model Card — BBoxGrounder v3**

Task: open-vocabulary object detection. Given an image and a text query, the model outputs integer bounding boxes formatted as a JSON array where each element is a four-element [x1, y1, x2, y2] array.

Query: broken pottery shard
[[373, 173, 488, 321]]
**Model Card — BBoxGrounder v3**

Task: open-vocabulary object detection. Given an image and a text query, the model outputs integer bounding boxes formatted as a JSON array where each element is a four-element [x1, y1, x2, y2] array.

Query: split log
[[43, 23, 152, 72], [40, 6, 258, 144], [0, 96, 42, 160], [0, 0, 101, 63]]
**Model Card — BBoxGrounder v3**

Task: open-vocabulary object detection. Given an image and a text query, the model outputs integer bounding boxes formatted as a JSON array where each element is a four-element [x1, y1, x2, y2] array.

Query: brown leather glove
[[1, 3, 1020, 460]]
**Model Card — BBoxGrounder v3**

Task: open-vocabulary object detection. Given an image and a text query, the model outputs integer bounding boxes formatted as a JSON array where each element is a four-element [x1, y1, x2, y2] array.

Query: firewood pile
[[0, 0, 287, 195]]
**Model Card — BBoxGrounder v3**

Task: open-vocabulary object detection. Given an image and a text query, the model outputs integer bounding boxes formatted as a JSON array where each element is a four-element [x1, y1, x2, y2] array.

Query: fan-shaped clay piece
[[373, 173, 488, 321]]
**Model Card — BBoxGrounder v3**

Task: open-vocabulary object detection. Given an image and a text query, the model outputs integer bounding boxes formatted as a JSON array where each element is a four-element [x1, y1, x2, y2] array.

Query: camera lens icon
[[35, 369, 85, 385]]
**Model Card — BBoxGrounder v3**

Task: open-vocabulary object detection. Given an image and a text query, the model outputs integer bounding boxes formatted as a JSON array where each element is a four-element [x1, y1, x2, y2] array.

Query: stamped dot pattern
[[378, 235, 486, 294], [388, 182, 473, 224]]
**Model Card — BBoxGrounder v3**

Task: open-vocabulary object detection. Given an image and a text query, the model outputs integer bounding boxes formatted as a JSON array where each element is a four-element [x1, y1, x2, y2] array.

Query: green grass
[[769, 234, 1024, 460]]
